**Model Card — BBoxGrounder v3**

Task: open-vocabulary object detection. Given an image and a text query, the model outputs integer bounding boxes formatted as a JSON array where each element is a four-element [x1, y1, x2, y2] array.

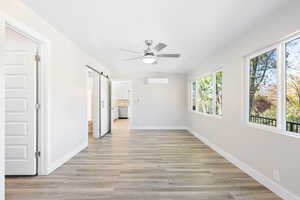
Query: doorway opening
[[4, 26, 41, 176], [111, 80, 132, 130], [86, 66, 111, 140], [86, 69, 95, 142]]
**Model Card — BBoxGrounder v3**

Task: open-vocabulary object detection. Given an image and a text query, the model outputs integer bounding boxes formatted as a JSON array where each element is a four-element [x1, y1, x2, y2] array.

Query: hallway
[[6, 120, 279, 200]]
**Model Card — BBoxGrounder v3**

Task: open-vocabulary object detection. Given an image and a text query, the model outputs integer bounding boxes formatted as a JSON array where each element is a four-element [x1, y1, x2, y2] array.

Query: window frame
[[244, 32, 300, 138], [190, 69, 223, 118]]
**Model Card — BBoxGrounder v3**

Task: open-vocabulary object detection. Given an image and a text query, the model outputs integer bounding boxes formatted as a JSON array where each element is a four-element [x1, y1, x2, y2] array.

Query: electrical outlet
[[273, 169, 280, 182]]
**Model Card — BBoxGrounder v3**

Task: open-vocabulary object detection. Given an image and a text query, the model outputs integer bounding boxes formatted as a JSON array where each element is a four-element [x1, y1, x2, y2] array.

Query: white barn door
[[5, 28, 38, 175], [91, 72, 101, 138], [100, 76, 110, 136]]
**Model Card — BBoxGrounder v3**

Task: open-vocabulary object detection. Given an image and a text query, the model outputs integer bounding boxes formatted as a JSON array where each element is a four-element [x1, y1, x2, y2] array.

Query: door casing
[[0, 13, 51, 175], [110, 80, 133, 129]]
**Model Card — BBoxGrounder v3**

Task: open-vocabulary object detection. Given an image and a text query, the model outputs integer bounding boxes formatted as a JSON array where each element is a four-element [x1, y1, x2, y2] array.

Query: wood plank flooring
[[6, 120, 281, 200]]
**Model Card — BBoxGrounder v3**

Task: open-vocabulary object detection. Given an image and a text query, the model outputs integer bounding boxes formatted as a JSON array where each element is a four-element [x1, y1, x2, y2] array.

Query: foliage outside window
[[247, 35, 300, 135], [191, 70, 222, 116], [249, 49, 277, 127], [286, 37, 300, 133], [216, 71, 223, 115], [197, 75, 213, 114]]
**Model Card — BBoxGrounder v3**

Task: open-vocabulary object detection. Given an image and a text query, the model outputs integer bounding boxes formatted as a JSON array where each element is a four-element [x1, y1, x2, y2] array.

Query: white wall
[[114, 73, 187, 129], [0, 16, 5, 200], [87, 71, 93, 121], [112, 81, 131, 104], [0, 1, 109, 195], [187, 2, 300, 199]]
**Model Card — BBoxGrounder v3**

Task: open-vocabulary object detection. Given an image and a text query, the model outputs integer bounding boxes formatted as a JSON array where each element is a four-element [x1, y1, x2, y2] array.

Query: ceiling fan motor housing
[[144, 52, 155, 56], [122, 40, 180, 63], [145, 40, 153, 46]]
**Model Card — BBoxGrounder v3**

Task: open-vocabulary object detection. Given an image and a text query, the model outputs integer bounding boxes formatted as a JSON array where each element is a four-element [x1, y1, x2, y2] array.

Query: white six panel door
[[5, 29, 38, 175]]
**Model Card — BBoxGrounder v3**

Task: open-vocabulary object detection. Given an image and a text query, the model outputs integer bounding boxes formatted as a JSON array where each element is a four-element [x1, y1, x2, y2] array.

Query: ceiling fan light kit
[[142, 55, 157, 64], [122, 40, 180, 64]]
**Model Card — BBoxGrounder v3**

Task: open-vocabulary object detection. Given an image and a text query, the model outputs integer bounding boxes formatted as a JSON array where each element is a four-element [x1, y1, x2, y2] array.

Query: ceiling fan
[[121, 40, 180, 64]]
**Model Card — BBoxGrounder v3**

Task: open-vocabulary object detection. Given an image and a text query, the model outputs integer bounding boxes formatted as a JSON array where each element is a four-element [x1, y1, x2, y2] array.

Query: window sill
[[190, 110, 223, 119], [246, 122, 300, 139]]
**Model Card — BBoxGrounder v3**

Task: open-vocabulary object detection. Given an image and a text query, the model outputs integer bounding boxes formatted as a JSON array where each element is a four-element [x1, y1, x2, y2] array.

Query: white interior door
[[108, 80, 111, 132], [100, 76, 110, 136], [91, 72, 100, 138], [5, 28, 38, 175]]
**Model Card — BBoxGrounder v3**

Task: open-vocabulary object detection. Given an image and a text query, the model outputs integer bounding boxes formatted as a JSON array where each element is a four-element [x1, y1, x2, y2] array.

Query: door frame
[[86, 65, 111, 138], [111, 79, 133, 129], [0, 13, 51, 175], [87, 68, 101, 139]]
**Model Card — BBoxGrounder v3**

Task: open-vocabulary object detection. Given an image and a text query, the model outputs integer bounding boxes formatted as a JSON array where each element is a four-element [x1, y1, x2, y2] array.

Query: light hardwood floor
[[6, 120, 281, 200]]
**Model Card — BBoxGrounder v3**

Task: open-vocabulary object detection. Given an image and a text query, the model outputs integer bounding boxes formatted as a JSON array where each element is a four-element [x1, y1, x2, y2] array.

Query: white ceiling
[[23, 0, 289, 75]]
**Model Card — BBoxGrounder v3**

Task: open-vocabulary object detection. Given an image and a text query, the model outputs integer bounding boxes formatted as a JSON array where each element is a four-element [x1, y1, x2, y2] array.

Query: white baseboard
[[131, 126, 187, 130], [47, 142, 88, 174], [187, 128, 300, 200]]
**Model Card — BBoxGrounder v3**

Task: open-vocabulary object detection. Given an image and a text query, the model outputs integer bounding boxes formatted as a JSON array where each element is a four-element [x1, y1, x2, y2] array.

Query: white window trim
[[190, 68, 223, 118], [245, 44, 280, 129], [244, 32, 300, 138]]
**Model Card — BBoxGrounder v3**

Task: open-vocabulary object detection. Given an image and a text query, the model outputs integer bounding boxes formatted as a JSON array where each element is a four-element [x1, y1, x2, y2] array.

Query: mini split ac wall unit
[[146, 78, 169, 84]]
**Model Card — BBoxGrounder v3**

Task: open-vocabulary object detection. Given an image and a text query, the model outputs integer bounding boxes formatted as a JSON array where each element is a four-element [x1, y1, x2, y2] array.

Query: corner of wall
[[187, 128, 300, 200], [46, 142, 88, 175]]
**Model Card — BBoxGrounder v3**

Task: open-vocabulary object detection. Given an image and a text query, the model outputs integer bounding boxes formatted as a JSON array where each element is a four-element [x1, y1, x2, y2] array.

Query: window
[[249, 49, 277, 127], [246, 33, 300, 136], [197, 75, 213, 114], [286, 37, 300, 134], [216, 71, 223, 115], [191, 70, 222, 116]]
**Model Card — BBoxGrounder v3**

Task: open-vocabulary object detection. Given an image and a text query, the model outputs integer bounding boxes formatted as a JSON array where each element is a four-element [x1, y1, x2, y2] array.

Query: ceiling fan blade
[[120, 48, 142, 54], [157, 54, 180, 58], [154, 43, 167, 52], [124, 56, 143, 61]]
